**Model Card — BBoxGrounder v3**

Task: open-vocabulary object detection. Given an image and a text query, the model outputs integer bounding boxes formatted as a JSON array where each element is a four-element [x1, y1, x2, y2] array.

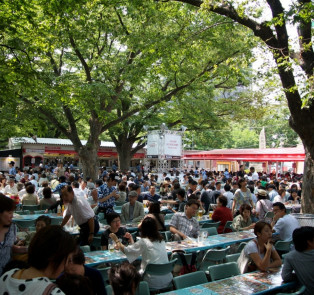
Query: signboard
[[146, 133, 159, 156], [164, 133, 182, 157]]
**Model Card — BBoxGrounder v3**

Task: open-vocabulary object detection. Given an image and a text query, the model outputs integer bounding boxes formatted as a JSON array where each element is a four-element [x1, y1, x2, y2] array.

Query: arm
[[98, 190, 117, 203], [232, 196, 237, 213], [281, 256, 297, 282], [249, 241, 281, 271], [60, 214, 71, 227], [87, 217, 95, 244], [169, 225, 187, 240], [132, 204, 145, 223]]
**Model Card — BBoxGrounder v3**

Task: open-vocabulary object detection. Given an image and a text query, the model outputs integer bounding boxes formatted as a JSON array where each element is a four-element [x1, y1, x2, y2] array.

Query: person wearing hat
[[120, 190, 145, 224], [8, 161, 16, 176], [255, 189, 273, 222]]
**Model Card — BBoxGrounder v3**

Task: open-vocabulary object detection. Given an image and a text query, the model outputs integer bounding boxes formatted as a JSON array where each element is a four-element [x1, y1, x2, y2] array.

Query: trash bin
[[291, 214, 314, 227]]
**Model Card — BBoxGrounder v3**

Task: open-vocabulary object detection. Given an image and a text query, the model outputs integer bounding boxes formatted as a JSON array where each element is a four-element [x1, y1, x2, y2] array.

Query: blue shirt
[[144, 193, 160, 203], [98, 183, 116, 212], [9, 167, 16, 176]]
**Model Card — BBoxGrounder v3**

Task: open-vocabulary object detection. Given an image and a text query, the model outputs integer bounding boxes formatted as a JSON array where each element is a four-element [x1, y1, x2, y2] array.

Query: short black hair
[[218, 195, 228, 207], [109, 262, 141, 295], [273, 202, 286, 212], [177, 188, 186, 199], [72, 181, 80, 188], [28, 225, 76, 273], [293, 227, 314, 252], [43, 187, 52, 199], [95, 179, 103, 186], [186, 199, 200, 208], [106, 212, 121, 225], [56, 273, 94, 295], [191, 180, 198, 186], [0, 193, 16, 213], [26, 184, 35, 194], [224, 184, 231, 192], [71, 247, 85, 265], [108, 173, 117, 182], [59, 176, 66, 183], [35, 215, 51, 226]]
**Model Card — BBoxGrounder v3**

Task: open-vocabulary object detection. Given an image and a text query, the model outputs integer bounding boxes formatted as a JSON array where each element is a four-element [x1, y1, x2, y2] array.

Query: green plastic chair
[[223, 221, 234, 233], [286, 208, 292, 214], [207, 262, 240, 281], [143, 259, 177, 292], [201, 227, 218, 236], [14, 220, 35, 231], [97, 267, 111, 285], [236, 242, 247, 253], [164, 213, 174, 221], [34, 210, 46, 214], [80, 245, 90, 253], [198, 246, 230, 271], [115, 201, 127, 206], [161, 231, 172, 242], [22, 205, 40, 213], [135, 281, 150, 295], [114, 206, 122, 211], [275, 240, 292, 254], [225, 253, 240, 263], [173, 271, 207, 290], [277, 285, 306, 295], [201, 221, 220, 229], [105, 285, 112, 295]]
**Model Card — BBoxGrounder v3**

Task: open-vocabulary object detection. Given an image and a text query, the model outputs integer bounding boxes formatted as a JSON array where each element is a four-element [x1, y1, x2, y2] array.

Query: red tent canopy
[[183, 146, 305, 162]]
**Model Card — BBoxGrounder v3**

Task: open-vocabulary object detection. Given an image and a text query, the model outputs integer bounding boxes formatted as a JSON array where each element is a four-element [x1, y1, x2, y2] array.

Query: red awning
[[183, 146, 305, 162]]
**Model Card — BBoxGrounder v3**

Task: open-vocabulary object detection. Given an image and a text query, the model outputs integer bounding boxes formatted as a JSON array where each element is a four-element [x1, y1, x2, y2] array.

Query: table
[[84, 231, 255, 267], [163, 268, 296, 295], [13, 213, 63, 222], [285, 204, 301, 213]]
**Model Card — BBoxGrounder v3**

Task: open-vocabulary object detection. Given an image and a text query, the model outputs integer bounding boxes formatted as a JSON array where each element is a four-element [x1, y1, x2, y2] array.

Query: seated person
[[21, 184, 38, 205], [281, 227, 314, 295], [56, 273, 94, 295], [239, 221, 281, 273], [144, 185, 160, 203], [110, 217, 171, 290], [109, 262, 140, 295], [163, 188, 186, 213], [39, 187, 57, 210], [64, 247, 107, 295], [212, 195, 233, 234], [120, 191, 145, 224], [271, 202, 299, 241], [146, 202, 166, 231], [232, 204, 255, 231], [101, 213, 133, 250], [169, 199, 200, 240]]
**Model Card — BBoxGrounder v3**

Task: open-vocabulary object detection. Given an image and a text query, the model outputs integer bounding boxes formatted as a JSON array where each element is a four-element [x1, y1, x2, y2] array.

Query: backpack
[[178, 251, 197, 275]]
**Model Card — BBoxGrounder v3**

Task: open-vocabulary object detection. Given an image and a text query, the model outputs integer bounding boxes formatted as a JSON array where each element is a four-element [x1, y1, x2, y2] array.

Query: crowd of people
[[0, 161, 312, 294]]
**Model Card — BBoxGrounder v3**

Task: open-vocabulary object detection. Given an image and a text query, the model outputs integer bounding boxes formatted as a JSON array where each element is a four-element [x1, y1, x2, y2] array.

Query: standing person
[[281, 227, 314, 295], [8, 161, 17, 177], [0, 225, 76, 294], [223, 184, 234, 209], [60, 185, 99, 245], [239, 221, 281, 273], [169, 199, 200, 240], [255, 189, 273, 222], [232, 179, 254, 216], [271, 202, 299, 241], [237, 165, 245, 179], [212, 195, 233, 234], [97, 173, 119, 216], [110, 217, 172, 290]]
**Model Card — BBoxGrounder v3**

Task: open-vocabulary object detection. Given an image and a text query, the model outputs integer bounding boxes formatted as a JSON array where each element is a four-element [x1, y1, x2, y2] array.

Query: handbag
[[237, 240, 258, 274]]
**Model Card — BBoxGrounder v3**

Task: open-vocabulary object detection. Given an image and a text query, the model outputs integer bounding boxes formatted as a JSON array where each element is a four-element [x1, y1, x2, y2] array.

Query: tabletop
[[84, 231, 255, 267], [13, 213, 63, 221], [163, 267, 295, 295]]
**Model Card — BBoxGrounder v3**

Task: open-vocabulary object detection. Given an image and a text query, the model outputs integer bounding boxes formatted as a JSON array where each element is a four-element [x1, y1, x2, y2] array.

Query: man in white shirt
[[4, 178, 18, 195], [271, 202, 299, 241], [72, 181, 86, 199], [250, 167, 259, 181], [60, 185, 99, 245]]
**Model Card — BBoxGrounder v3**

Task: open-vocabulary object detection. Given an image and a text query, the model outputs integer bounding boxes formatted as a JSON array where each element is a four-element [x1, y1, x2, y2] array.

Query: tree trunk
[[301, 149, 314, 213], [77, 144, 99, 181], [116, 141, 133, 172]]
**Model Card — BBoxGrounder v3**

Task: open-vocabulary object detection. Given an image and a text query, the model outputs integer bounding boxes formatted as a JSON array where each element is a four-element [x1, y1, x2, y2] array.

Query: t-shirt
[[212, 206, 233, 234], [0, 223, 16, 276], [0, 268, 65, 295], [274, 214, 299, 241], [282, 250, 314, 295], [244, 239, 275, 260], [100, 227, 128, 249]]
